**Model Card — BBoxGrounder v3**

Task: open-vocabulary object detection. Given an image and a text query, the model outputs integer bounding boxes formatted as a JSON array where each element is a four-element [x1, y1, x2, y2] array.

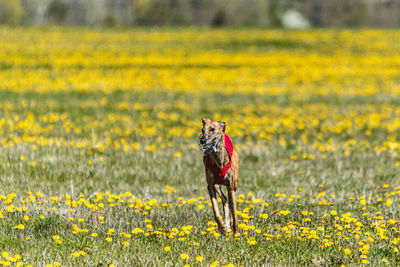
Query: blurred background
[[0, 0, 399, 28]]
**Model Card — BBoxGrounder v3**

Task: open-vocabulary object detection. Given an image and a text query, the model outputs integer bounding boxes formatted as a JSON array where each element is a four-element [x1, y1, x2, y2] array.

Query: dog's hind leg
[[228, 187, 239, 233], [215, 185, 230, 232], [208, 185, 226, 233]]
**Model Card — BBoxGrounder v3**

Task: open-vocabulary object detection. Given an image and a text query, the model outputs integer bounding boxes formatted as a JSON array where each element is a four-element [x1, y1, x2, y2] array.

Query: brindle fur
[[201, 118, 239, 233]]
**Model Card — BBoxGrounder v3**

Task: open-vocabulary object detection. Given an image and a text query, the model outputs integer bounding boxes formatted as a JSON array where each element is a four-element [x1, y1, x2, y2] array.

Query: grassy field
[[1, 27, 400, 266]]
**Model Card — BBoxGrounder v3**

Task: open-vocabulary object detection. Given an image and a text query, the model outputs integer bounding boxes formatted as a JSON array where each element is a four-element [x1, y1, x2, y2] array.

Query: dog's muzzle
[[199, 136, 206, 145], [199, 133, 209, 145], [199, 133, 219, 153]]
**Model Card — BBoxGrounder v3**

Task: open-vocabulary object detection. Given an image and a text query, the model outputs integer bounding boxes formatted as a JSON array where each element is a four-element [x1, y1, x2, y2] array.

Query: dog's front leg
[[228, 187, 239, 233], [208, 184, 226, 233], [215, 185, 230, 232]]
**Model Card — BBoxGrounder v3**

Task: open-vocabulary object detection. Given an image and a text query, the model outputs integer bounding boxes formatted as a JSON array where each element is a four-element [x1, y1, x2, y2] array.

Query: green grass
[[2, 124, 400, 266]]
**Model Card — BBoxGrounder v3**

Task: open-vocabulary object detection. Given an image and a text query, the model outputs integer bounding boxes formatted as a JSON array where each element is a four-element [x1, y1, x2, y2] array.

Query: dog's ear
[[218, 121, 226, 132], [202, 118, 211, 125]]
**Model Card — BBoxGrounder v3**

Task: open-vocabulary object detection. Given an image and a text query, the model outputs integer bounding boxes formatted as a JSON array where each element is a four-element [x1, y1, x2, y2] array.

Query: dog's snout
[[200, 138, 206, 144]]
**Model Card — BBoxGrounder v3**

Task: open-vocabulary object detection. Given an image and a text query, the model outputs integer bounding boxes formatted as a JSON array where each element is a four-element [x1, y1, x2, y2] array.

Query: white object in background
[[282, 9, 310, 29]]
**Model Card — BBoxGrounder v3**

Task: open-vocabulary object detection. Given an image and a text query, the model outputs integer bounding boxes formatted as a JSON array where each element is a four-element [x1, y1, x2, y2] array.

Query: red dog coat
[[204, 133, 234, 184]]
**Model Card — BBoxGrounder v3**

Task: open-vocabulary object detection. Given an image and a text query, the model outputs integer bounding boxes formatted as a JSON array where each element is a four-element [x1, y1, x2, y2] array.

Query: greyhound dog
[[199, 118, 239, 233]]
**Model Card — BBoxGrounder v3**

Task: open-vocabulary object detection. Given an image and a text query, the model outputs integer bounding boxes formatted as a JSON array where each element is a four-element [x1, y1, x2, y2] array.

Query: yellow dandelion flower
[[173, 152, 182, 158], [6, 205, 14, 213], [247, 238, 257, 245], [196, 256, 204, 262], [15, 224, 24, 230], [180, 253, 190, 260], [107, 228, 115, 235]]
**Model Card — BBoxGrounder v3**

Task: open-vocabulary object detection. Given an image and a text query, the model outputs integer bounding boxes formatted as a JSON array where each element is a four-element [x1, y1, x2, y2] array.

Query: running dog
[[199, 118, 239, 233]]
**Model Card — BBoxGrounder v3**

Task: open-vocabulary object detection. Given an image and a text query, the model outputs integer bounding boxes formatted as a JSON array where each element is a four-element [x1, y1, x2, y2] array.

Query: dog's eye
[[210, 128, 215, 132], [202, 129, 205, 133]]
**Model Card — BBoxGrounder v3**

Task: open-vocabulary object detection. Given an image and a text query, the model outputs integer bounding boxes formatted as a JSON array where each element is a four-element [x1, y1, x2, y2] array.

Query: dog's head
[[199, 118, 226, 153]]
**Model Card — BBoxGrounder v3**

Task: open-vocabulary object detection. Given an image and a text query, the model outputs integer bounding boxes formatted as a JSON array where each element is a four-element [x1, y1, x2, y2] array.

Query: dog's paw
[[233, 223, 238, 233], [217, 224, 226, 234], [215, 216, 226, 233]]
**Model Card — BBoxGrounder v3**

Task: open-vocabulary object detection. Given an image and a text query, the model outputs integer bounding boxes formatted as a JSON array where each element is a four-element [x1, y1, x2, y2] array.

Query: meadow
[[0, 27, 400, 266]]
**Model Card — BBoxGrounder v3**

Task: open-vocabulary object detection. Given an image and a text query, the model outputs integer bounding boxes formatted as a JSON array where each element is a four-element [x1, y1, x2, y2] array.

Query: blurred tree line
[[0, 0, 399, 27]]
